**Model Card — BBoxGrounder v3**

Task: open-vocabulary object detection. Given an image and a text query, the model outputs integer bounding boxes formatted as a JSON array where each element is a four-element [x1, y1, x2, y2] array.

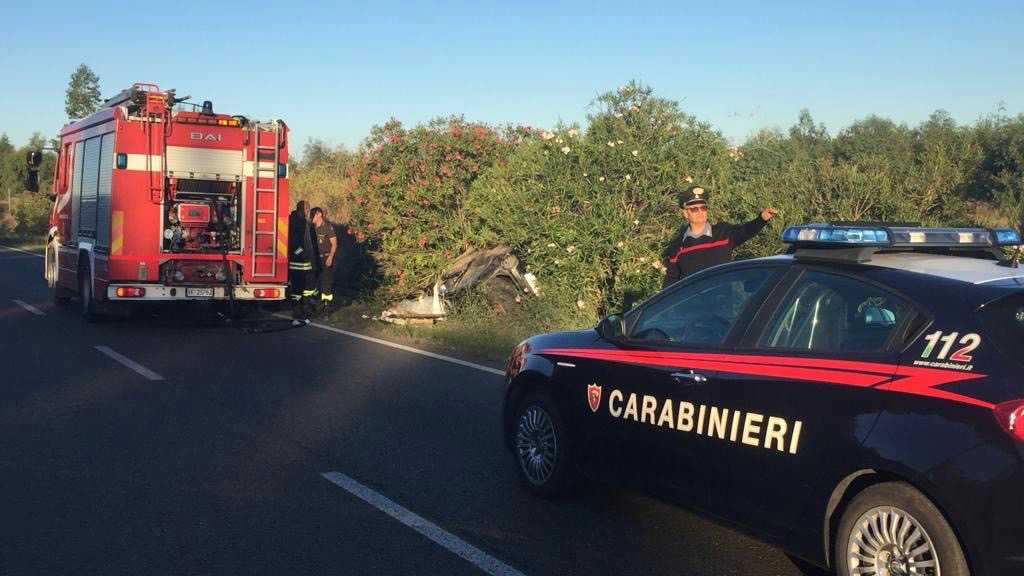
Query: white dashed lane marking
[[321, 472, 527, 576], [274, 313, 506, 377], [0, 245, 44, 258], [12, 299, 45, 316], [94, 346, 165, 381]]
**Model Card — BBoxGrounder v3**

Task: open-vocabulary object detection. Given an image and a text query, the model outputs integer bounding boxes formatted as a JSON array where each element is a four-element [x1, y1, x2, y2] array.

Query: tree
[[65, 64, 101, 120]]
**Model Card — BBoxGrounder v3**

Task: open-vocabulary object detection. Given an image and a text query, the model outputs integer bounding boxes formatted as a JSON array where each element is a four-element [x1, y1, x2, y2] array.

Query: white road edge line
[[94, 346, 165, 381], [321, 472, 527, 576], [273, 313, 506, 376], [0, 245, 44, 258], [12, 299, 45, 316]]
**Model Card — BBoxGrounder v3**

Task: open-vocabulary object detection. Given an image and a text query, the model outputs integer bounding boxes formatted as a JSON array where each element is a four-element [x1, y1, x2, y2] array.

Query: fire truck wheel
[[46, 244, 71, 305], [79, 261, 98, 322]]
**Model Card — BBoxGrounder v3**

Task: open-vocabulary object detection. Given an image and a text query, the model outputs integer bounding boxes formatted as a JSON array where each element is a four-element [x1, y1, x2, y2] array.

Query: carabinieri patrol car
[[502, 223, 1024, 576]]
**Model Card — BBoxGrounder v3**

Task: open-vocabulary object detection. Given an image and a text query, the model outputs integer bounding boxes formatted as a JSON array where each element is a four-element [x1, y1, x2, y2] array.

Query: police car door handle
[[671, 371, 707, 385]]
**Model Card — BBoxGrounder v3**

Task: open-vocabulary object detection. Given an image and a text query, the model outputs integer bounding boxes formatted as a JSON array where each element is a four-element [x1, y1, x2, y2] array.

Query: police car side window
[[632, 268, 772, 346], [758, 271, 912, 353]]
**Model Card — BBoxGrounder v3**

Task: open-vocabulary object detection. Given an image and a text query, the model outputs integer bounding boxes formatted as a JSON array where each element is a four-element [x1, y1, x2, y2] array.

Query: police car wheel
[[835, 482, 969, 576], [513, 392, 573, 498]]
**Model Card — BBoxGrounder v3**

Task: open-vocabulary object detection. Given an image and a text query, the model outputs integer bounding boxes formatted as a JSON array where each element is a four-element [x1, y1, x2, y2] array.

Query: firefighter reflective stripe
[[321, 293, 334, 301], [289, 262, 313, 270], [302, 289, 318, 297], [289, 293, 302, 301]]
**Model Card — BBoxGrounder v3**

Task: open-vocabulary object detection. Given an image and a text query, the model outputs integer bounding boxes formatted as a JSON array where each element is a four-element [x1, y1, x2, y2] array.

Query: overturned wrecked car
[[381, 246, 539, 325]]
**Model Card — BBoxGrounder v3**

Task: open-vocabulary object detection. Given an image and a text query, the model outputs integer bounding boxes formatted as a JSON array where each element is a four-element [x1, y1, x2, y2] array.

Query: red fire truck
[[43, 83, 290, 320]]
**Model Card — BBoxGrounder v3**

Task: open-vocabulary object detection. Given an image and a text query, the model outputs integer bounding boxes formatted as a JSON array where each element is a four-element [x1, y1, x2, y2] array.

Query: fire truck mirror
[[24, 150, 42, 193]]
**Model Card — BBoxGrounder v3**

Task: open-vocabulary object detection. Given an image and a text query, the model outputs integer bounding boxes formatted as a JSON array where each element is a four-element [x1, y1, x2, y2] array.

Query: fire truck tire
[[79, 260, 98, 322], [46, 243, 71, 305]]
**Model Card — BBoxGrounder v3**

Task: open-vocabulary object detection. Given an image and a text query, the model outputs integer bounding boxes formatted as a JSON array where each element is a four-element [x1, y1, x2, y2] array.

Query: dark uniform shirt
[[661, 216, 768, 288], [288, 211, 312, 260], [314, 220, 336, 262]]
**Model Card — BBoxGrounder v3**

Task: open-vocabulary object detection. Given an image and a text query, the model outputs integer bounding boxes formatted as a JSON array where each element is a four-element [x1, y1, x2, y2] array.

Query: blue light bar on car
[[993, 228, 1022, 246], [782, 224, 1024, 249], [781, 224, 890, 246], [887, 227, 992, 246]]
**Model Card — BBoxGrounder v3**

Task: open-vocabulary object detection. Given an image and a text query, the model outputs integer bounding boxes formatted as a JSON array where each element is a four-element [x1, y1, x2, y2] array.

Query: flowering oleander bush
[[341, 117, 528, 296], [464, 81, 732, 318]]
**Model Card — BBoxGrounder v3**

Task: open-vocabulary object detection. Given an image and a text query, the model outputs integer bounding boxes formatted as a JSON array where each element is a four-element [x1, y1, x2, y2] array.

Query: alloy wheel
[[515, 405, 558, 486], [847, 505, 940, 576]]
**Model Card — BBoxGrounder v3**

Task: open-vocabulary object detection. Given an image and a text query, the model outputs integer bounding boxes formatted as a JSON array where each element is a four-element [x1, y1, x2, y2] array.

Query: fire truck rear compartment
[[162, 178, 242, 254]]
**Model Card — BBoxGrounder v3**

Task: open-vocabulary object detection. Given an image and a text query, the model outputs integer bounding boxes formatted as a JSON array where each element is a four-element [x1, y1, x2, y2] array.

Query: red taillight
[[994, 400, 1024, 442], [115, 287, 146, 298], [254, 288, 279, 299]]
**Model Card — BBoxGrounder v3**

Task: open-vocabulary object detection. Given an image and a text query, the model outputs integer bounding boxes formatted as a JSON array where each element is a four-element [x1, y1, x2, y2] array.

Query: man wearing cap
[[661, 185, 778, 288]]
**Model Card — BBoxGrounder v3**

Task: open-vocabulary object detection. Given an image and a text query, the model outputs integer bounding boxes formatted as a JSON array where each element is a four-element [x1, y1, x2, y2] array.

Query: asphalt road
[[0, 245, 824, 576]]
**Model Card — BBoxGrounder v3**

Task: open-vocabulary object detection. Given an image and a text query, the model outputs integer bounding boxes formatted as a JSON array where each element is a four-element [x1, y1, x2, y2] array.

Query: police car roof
[[866, 252, 1024, 285], [762, 251, 1024, 285]]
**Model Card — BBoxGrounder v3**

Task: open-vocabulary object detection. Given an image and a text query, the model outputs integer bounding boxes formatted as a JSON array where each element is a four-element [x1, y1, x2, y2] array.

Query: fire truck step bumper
[[106, 284, 286, 301]]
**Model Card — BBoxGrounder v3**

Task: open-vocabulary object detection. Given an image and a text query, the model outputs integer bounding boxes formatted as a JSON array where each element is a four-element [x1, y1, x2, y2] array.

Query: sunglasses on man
[[684, 205, 708, 213]]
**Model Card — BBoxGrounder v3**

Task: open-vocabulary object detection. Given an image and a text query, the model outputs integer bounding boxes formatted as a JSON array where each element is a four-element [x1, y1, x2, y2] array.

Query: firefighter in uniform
[[310, 207, 338, 315], [288, 200, 317, 324], [661, 185, 778, 289]]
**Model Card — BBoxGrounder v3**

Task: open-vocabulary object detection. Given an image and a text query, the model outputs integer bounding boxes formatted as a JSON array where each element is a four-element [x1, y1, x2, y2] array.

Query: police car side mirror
[[597, 314, 626, 341]]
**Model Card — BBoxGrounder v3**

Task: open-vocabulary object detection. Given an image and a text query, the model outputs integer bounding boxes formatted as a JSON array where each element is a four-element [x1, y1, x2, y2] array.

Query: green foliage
[[343, 117, 523, 295], [969, 111, 1024, 227], [289, 139, 356, 220], [13, 193, 51, 239], [0, 133, 56, 240], [465, 81, 731, 318], [65, 64, 101, 120], [294, 81, 1024, 330]]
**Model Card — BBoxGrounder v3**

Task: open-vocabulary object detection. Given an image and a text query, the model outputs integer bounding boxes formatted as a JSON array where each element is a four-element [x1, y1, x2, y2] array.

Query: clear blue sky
[[3, 1, 1023, 155]]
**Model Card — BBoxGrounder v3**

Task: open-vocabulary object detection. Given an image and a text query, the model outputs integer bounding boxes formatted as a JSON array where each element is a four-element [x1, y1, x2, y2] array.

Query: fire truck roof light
[[782, 224, 1023, 249], [175, 114, 240, 127]]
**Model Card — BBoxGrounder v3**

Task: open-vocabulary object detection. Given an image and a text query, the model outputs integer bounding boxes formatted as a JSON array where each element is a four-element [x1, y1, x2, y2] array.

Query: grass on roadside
[[323, 289, 596, 365]]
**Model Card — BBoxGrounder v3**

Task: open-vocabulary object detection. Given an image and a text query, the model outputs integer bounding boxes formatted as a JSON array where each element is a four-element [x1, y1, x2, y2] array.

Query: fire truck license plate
[[186, 287, 214, 298]]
